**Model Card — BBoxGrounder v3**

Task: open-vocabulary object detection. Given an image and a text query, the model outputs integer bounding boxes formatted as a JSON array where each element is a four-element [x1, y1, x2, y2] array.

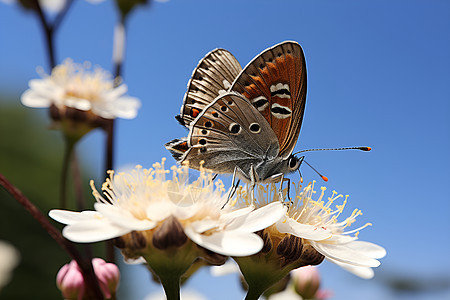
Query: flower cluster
[[49, 160, 385, 299], [50, 160, 285, 258]]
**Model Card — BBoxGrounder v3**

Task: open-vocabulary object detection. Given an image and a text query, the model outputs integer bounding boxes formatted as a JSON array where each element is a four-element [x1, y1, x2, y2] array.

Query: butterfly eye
[[199, 139, 207, 145], [204, 121, 213, 128], [288, 156, 299, 169], [212, 111, 219, 118], [201, 129, 208, 135], [229, 123, 241, 134], [220, 106, 228, 112]]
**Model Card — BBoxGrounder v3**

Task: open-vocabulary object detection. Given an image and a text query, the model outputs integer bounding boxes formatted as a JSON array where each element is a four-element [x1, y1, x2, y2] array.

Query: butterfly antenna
[[303, 160, 328, 182], [297, 169, 304, 183], [294, 146, 371, 155]]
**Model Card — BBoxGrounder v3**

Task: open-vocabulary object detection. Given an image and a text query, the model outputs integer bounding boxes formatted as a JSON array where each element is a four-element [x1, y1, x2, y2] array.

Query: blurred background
[[1, 0, 449, 299]]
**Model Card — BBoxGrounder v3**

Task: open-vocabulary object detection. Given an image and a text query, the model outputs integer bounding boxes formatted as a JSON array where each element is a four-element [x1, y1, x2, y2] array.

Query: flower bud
[[291, 266, 321, 299], [56, 259, 120, 300], [56, 261, 85, 300], [92, 258, 120, 299]]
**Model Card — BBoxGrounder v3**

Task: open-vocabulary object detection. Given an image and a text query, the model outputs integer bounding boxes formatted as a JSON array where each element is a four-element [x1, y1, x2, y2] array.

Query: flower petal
[[210, 260, 240, 277], [145, 201, 176, 222], [343, 241, 386, 259], [184, 227, 263, 256], [21, 90, 52, 108], [62, 219, 130, 243], [220, 205, 255, 222], [227, 202, 286, 232], [311, 241, 380, 268], [189, 219, 218, 234], [94, 203, 156, 231], [122, 256, 146, 265], [49, 209, 102, 225], [327, 257, 375, 279], [64, 97, 92, 111], [276, 217, 332, 240]]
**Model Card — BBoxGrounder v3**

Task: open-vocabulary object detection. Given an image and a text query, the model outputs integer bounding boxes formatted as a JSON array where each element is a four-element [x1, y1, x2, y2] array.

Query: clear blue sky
[[1, 0, 450, 299]]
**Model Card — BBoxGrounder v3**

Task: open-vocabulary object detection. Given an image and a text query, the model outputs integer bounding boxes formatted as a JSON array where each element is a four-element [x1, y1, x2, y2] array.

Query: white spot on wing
[[251, 96, 269, 111], [270, 83, 291, 98], [223, 80, 231, 89], [271, 103, 292, 119]]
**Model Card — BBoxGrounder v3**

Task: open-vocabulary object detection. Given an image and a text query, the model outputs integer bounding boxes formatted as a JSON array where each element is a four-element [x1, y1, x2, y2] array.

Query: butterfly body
[[166, 41, 306, 183]]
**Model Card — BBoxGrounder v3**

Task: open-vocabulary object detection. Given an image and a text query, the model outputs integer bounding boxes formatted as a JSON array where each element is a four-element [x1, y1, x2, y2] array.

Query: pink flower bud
[[92, 258, 120, 299], [56, 259, 120, 300], [291, 266, 321, 299], [56, 261, 85, 300]]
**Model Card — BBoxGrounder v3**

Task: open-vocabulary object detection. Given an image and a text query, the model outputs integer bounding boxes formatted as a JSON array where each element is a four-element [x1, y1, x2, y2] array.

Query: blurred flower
[[21, 58, 140, 120], [50, 160, 285, 257], [276, 182, 386, 279], [144, 289, 207, 300], [56, 258, 119, 300], [210, 260, 240, 277], [269, 289, 302, 300], [0, 241, 20, 291]]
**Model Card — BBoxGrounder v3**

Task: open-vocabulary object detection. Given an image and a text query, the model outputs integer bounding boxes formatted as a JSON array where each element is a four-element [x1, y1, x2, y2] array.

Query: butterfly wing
[[230, 41, 307, 159], [176, 48, 242, 127], [181, 92, 280, 178]]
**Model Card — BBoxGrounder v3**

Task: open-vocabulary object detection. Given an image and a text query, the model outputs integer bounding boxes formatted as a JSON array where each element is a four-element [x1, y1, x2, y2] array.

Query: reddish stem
[[0, 173, 104, 299]]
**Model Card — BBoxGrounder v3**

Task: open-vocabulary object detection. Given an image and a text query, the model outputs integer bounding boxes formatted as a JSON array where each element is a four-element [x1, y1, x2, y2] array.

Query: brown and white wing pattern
[[181, 92, 280, 176], [176, 48, 242, 127], [230, 41, 307, 159]]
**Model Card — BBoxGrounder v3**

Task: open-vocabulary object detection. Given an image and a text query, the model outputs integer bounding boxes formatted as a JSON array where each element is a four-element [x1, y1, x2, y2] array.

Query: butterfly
[[166, 41, 308, 183]]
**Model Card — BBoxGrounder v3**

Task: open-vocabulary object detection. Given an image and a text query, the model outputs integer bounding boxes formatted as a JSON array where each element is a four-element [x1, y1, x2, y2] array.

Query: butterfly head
[[287, 155, 304, 172]]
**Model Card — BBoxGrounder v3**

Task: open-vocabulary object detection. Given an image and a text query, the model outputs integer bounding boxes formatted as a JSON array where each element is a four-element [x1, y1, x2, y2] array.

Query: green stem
[[245, 286, 266, 300], [60, 137, 75, 208], [158, 274, 181, 300], [71, 152, 86, 211]]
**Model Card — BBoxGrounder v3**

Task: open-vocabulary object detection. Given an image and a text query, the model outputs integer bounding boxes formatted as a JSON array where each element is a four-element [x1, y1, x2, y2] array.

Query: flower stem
[[0, 174, 104, 299], [60, 137, 75, 208], [158, 274, 181, 300], [32, 0, 55, 69], [245, 287, 266, 300], [71, 152, 86, 211], [32, 0, 75, 70]]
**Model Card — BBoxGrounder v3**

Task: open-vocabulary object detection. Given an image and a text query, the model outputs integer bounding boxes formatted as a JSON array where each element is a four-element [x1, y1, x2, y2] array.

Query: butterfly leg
[[277, 174, 292, 203], [225, 167, 241, 205], [249, 164, 257, 204]]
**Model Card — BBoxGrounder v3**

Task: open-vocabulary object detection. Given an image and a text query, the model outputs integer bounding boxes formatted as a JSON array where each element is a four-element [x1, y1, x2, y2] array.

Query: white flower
[[269, 289, 303, 300], [0, 241, 20, 290], [21, 59, 140, 119], [49, 160, 286, 257], [276, 182, 386, 279]]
